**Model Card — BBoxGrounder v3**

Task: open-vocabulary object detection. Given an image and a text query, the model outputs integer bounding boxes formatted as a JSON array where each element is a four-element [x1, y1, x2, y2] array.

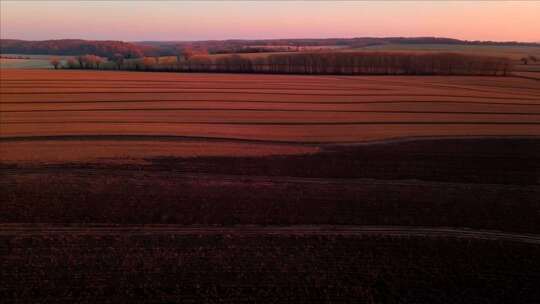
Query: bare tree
[[49, 57, 61, 69], [187, 55, 212, 71], [66, 58, 78, 69], [77, 55, 86, 69], [94, 56, 104, 69], [182, 48, 195, 61], [83, 55, 96, 69], [112, 53, 124, 69]]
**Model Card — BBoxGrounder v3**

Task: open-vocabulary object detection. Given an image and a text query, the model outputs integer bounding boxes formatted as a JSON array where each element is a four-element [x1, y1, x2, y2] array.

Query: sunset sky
[[1, 1, 539, 42]]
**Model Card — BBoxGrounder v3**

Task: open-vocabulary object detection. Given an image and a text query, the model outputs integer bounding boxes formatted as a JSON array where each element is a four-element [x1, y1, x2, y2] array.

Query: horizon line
[[2, 36, 539, 44]]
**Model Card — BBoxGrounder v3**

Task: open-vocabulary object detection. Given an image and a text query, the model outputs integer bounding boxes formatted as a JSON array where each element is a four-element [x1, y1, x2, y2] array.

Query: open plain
[[1, 69, 540, 303]]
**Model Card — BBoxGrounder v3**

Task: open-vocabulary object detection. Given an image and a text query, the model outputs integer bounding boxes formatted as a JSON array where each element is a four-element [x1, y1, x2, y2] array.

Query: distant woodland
[[54, 52, 512, 76], [2, 37, 538, 58], [0, 39, 151, 58]]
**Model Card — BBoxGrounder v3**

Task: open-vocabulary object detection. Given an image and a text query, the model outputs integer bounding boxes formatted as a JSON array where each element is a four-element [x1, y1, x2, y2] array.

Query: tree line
[[3, 39, 150, 58], [7, 37, 537, 58], [53, 51, 513, 76]]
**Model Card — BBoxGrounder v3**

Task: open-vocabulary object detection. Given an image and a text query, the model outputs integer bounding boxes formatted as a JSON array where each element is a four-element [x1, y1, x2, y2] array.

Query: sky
[[1, 1, 539, 42]]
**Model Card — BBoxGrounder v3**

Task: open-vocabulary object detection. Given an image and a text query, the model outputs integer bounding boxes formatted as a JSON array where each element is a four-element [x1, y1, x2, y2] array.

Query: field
[[356, 44, 540, 75], [0, 57, 52, 69], [0, 54, 72, 69], [2, 70, 540, 142], [359, 43, 540, 60], [1, 69, 540, 303], [2, 227, 539, 304]]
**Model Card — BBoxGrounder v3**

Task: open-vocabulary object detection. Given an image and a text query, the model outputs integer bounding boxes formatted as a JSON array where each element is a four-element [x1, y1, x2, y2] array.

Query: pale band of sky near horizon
[[1, 1, 539, 42]]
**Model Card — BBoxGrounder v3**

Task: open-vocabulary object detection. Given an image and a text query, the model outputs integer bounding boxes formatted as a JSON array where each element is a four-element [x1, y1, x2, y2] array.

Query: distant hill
[[1, 37, 538, 58], [134, 37, 540, 55], [0, 39, 161, 58], [136, 37, 540, 49]]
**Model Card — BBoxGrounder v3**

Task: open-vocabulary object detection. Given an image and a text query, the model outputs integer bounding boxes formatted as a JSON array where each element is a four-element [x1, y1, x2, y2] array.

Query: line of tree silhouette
[[53, 51, 513, 76]]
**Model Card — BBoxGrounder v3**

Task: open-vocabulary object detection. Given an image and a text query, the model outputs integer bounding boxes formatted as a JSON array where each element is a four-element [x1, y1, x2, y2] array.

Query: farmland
[[358, 43, 540, 60], [0, 58, 49, 69], [355, 44, 540, 75], [0, 54, 74, 68], [2, 227, 539, 304], [2, 70, 540, 141], [1, 69, 540, 303]]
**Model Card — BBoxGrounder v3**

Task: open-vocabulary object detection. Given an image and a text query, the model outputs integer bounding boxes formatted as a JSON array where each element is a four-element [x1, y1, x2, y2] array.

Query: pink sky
[[1, 1, 539, 42]]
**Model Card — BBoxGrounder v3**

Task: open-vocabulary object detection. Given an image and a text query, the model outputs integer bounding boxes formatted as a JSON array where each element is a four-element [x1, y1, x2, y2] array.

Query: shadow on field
[[2, 137, 539, 232]]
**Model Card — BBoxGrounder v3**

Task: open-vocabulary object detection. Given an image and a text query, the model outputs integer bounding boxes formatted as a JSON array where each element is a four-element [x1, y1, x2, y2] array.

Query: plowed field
[[1, 70, 539, 303]]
